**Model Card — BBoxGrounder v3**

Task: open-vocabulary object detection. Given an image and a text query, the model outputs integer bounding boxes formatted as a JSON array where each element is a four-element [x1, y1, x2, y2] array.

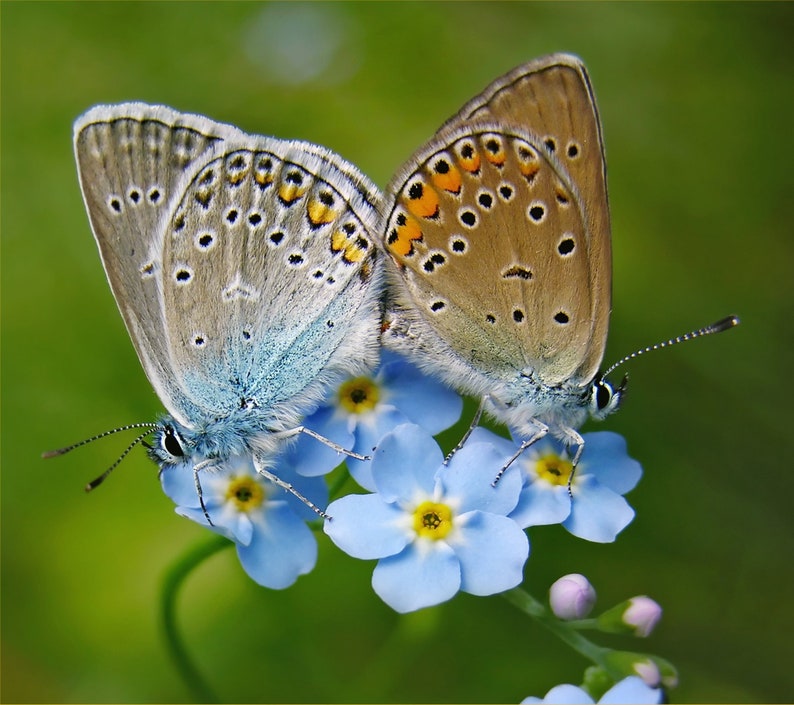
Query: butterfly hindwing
[[385, 123, 593, 387], [162, 141, 382, 419], [444, 53, 611, 384]]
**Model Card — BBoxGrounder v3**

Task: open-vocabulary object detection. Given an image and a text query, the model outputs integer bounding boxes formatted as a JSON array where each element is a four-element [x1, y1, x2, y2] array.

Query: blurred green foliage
[[3, 2, 793, 702]]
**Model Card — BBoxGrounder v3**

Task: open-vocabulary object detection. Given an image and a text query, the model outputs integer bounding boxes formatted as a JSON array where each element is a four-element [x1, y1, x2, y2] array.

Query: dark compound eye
[[163, 426, 184, 457], [596, 382, 612, 410]]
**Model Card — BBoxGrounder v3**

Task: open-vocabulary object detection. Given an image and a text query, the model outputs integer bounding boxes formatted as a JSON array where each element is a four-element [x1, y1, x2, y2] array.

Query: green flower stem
[[160, 534, 231, 703], [502, 587, 626, 681], [327, 467, 353, 501]]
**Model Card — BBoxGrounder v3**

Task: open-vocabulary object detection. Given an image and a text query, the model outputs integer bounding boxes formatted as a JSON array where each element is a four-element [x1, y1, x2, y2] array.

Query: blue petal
[[563, 475, 635, 543], [380, 352, 463, 433], [236, 503, 317, 589], [324, 493, 410, 559], [210, 505, 256, 545], [522, 684, 595, 704], [580, 432, 642, 494], [372, 540, 460, 613], [467, 425, 516, 454], [371, 424, 444, 502], [345, 407, 408, 491], [440, 442, 523, 515], [160, 462, 201, 506], [600, 676, 663, 704], [450, 511, 529, 595], [282, 405, 354, 477], [510, 481, 572, 528], [176, 505, 228, 535], [267, 465, 329, 523]]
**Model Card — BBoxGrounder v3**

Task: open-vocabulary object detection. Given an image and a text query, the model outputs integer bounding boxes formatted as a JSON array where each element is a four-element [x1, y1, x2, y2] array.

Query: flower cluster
[[160, 352, 643, 605], [157, 350, 663, 698]]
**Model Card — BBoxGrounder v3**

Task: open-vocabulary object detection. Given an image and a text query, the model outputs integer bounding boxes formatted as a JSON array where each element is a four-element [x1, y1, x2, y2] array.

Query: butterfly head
[[146, 409, 282, 470]]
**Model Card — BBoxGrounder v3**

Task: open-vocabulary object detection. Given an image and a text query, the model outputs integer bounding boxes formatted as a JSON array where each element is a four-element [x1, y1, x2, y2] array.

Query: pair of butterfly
[[52, 53, 737, 515]]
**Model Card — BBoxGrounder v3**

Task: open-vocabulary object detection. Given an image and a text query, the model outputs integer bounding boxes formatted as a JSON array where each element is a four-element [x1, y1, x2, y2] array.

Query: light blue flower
[[323, 423, 529, 613], [522, 675, 664, 704], [160, 454, 327, 589], [285, 351, 463, 489], [469, 428, 642, 543]]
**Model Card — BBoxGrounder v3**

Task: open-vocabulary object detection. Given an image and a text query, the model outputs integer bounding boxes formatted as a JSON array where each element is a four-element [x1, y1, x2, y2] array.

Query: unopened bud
[[623, 596, 662, 637], [549, 573, 597, 620]]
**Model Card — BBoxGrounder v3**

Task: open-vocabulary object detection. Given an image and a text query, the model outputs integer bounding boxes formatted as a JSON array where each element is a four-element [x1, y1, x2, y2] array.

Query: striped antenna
[[602, 315, 740, 379], [43, 422, 159, 491], [42, 422, 158, 458]]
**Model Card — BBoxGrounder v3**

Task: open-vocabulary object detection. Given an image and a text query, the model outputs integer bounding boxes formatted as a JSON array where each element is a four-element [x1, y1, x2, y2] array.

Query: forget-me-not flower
[[285, 351, 463, 489], [469, 428, 642, 543], [160, 454, 327, 589], [324, 423, 529, 613]]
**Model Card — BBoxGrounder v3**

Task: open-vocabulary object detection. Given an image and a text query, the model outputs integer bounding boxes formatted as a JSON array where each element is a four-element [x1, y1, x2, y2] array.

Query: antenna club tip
[[42, 449, 63, 459], [713, 315, 740, 332]]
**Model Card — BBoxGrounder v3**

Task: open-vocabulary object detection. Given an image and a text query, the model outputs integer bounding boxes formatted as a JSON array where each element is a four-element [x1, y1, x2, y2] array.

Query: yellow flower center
[[225, 476, 265, 512], [412, 501, 453, 540], [338, 376, 380, 413], [535, 453, 573, 487]]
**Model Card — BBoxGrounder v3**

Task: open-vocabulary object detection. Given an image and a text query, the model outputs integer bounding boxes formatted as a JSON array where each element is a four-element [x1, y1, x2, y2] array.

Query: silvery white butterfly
[[380, 53, 738, 479], [51, 103, 383, 514]]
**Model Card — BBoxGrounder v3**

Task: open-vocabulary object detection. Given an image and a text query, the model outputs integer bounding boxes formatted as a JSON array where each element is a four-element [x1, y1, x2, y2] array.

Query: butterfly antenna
[[602, 315, 740, 379], [42, 422, 159, 491], [84, 428, 158, 492], [42, 422, 158, 458]]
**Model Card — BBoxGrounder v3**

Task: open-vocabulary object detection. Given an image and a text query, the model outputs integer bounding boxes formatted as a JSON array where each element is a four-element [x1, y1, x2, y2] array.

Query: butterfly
[[380, 53, 737, 478], [64, 103, 383, 513]]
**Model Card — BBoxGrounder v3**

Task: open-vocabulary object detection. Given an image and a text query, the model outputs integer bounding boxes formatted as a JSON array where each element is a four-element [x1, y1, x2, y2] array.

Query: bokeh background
[[3, 2, 793, 702]]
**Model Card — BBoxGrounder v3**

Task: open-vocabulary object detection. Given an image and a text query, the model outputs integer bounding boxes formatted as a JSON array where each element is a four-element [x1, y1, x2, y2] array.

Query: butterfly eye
[[589, 379, 623, 420], [162, 426, 185, 458]]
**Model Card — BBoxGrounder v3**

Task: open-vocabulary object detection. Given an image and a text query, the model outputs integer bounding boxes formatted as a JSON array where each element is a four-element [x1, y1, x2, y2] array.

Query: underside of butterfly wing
[[384, 123, 595, 389], [75, 105, 383, 430], [74, 104, 242, 424], [161, 140, 383, 425], [446, 54, 611, 385]]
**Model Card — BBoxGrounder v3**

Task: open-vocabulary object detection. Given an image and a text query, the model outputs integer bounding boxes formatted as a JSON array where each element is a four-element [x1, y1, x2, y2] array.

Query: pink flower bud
[[624, 596, 662, 637], [633, 658, 662, 687], [549, 573, 597, 620]]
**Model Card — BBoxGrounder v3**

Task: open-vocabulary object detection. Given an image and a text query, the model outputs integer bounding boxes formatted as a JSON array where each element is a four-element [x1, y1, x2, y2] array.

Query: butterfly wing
[[382, 54, 609, 390], [160, 139, 382, 424], [75, 105, 382, 429], [74, 104, 243, 425]]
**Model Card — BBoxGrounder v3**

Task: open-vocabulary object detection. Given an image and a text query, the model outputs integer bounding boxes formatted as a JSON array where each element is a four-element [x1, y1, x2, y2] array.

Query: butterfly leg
[[252, 455, 329, 519], [558, 427, 586, 496], [192, 458, 218, 526], [274, 426, 371, 461], [443, 398, 485, 465], [492, 420, 550, 486]]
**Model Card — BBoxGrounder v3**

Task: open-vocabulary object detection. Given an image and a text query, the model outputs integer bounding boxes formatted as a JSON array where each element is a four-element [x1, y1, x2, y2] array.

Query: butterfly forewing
[[445, 54, 611, 383], [385, 124, 593, 386], [74, 104, 244, 424], [162, 142, 381, 416]]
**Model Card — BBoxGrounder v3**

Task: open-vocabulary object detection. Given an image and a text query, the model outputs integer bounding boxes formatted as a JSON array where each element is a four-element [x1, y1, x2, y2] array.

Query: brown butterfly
[[380, 53, 738, 478]]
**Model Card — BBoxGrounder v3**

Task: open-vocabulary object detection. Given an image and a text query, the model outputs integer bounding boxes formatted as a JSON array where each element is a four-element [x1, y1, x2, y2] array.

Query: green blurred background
[[3, 2, 793, 702]]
